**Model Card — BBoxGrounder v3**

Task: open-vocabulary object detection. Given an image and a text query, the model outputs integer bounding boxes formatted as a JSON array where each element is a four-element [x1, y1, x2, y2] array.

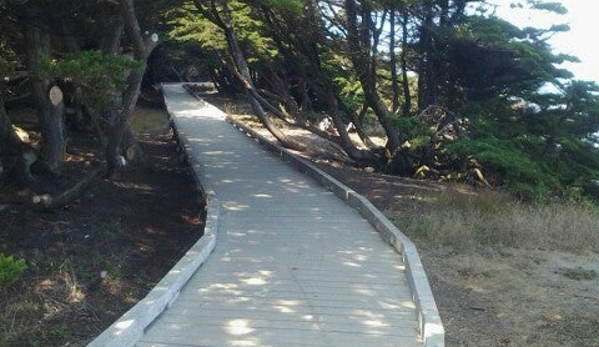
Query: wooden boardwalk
[[138, 84, 423, 347]]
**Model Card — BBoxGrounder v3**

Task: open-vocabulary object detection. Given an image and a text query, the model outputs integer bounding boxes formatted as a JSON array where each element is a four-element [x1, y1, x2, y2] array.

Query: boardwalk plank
[[139, 85, 423, 347]]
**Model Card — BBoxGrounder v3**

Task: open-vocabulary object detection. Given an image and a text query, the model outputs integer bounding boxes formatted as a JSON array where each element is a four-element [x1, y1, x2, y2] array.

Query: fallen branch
[[31, 162, 107, 211]]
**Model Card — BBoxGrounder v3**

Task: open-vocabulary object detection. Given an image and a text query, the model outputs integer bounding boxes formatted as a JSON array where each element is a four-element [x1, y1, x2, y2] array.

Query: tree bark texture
[[400, 12, 412, 116], [25, 25, 66, 175], [203, 0, 306, 151], [344, 0, 401, 152], [31, 162, 107, 211], [389, 9, 400, 113], [105, 0, 159, 175]]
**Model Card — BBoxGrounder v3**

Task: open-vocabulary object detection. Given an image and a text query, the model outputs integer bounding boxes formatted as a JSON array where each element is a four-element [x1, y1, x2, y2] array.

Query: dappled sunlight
[[277, 299, 300, 306], [273, 305, 295, 314], [114, 319, 134, 332], [226, 296, 251, 304], [362, 319, 390, 327], [203, 283, 240, 290], [225, 319, 255, 335], [230, 340, 258, 347], [140, 85, 423, 347], [253, 194, 272, 198], [241, 277, 268, 286], [205, 286, 241, 297], [68, 287, 86, 304], [222, 201, 251, 211], [354, 288, 377, 296], [342, 261, 362, 267], [351, 309, 385, 319], [203, 150, 236, 156], [174, 106, 225, 121]]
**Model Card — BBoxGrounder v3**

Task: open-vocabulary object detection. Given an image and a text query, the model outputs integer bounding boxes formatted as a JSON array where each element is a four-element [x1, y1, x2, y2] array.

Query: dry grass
[[385, 188, 599, 347], [390, 189, 599, 253], [129, 104, 171, 134]]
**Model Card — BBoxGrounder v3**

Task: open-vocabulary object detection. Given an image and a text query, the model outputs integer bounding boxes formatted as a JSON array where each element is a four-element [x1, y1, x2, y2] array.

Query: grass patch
[[538, 312, 599, 344], [389, 188, 599, 252], [0, 254, 26, 288], [130, 104, 170, 134], [561, 267, 598, 281]]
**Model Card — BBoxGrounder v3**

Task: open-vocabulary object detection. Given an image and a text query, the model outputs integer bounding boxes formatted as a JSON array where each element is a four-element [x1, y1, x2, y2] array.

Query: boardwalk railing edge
[[225, 116, 445, 347], [84, 86, 221, 347]]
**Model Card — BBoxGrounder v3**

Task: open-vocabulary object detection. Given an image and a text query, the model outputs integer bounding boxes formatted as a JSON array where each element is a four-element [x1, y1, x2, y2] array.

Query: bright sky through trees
[[491, 0, 599, 82]]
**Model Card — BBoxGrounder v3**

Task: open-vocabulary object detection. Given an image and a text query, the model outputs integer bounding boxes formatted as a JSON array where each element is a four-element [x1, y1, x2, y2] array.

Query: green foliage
[[446, 136, 557, 200], [161, 0, 599, 205], [447, 137, 535, 179], [562, 267, 598, 281], [165, 2, 227, 50], [165, 1, 277, 62], [36, 50, 143, 108], [393, 117, 434, 140], [527, 0, 568, 14], [447, 14, 572, 102], [261, 0, 303, 14], [445, 95, 599, 201], [0, 253, 26, 288]]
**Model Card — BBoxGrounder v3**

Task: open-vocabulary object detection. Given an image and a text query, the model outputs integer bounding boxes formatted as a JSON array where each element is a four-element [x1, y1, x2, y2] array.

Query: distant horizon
[[491, 0, 598, 83]]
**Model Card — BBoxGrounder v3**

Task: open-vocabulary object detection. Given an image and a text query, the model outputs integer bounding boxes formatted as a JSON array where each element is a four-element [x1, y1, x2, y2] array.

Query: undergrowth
[[0, 253, 26, 288], [390, 189, 599, 253]]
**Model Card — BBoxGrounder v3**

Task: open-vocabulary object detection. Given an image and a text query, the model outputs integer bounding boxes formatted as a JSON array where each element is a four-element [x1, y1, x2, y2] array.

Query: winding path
[[134, 84, 432, 347]]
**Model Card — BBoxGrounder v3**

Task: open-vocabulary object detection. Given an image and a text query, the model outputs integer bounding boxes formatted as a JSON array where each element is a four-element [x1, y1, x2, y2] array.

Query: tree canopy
[[2, 0, 599, 204]]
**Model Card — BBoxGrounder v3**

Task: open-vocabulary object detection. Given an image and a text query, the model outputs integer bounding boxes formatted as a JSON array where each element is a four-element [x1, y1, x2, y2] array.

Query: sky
[[490, 0, 598, 83]]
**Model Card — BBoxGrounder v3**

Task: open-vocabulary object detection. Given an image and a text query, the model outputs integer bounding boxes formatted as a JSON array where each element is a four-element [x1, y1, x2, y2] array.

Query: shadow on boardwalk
[[88, 84, 442, 347]]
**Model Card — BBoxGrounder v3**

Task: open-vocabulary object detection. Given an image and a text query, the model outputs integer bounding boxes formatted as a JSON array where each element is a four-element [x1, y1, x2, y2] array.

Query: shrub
[[0, 253, 26, 288], [445, 136, 558, 200]]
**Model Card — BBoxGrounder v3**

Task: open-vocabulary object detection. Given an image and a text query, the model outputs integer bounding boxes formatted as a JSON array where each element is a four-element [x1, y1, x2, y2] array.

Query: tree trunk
[[417, 8, 437, 109], [40, 86, 66, 173], [400, 12, 412, 116], [25, 25, 66, 175], [340, 103, 379, 149], [105, 0, 158, 175], [31, 163, 107, 211], [389, 9, 400, 113], [325, 96, 384, 168], [206, 0, 306, 151], [345, 0, 401, 152], [225, 26, 306, 151]]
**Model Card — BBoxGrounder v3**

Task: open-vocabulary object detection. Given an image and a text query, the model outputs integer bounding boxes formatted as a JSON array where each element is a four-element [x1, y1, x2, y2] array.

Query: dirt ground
[[0, 105, 203, 347]]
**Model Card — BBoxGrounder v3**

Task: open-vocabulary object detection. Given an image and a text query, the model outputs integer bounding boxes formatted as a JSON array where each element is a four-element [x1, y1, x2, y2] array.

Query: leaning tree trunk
[[25, 25, 66, 175], [204, 0, 306, 151], [225, 26, 306, 152], [345, 0, 402, 153], [263, 0, 384, 167], [105, 0, 158, 175]]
